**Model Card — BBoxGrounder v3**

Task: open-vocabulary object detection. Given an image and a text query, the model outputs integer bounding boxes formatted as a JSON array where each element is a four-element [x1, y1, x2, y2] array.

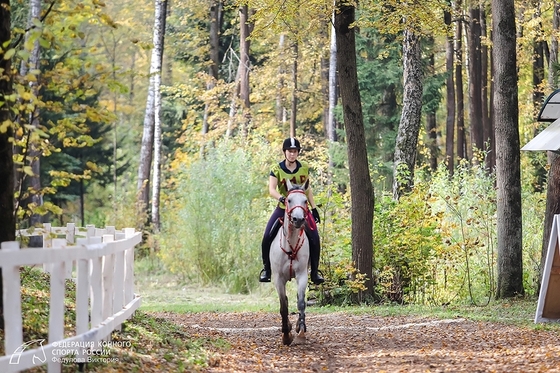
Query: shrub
[[159, 139, 271, 293]]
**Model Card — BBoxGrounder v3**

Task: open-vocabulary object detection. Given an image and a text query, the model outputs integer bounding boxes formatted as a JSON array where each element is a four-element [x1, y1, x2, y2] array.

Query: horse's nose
[[292, 216, 305, 226]]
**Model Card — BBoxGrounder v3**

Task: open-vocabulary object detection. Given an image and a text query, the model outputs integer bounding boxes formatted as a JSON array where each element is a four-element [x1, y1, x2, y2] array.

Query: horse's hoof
[[282, 333, 294, 346]]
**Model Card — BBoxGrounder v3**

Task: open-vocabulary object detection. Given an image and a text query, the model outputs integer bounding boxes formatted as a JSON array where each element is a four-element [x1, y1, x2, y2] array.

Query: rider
[[259, 137, 325, 285]]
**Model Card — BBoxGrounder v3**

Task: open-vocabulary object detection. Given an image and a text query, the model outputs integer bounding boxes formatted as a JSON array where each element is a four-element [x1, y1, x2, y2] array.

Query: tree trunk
[[445, 7, 455, 174], [455, 12, 466, 160], [21, 0, 42, 227], [426, 51, 438, 172], [151, 0, 168, 231], [481, 8, 494, 171], [290, 42, 298, 138], [137, 0, 167, 223], [202, 0, 222, 137], [327, 15, 338, 172], [542, 2, 560, 291], [334, 2, 374, 299], [392, 28, 423, 200], [549, 1, 559, 88], [327, 15, 338, 145], [492, 0, 524, 298], [226, 64, 241, 138], [0, 0, 13, 330], [468, 6, 484, 155], [239, 4, 251, 138], [541, 153, 560, 290], [80, 179, 85, 227], [276, 34, 286, 124], [321, 23, 329, 138], [532, 3, 545, 117]]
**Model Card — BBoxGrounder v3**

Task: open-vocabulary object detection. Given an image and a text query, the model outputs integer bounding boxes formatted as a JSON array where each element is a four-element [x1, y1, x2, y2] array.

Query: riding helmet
[[282, 137, 301, 151]]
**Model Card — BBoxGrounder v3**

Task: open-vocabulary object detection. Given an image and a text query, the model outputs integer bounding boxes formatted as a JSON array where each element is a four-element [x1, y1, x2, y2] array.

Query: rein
[[280, 189, 308, 278]]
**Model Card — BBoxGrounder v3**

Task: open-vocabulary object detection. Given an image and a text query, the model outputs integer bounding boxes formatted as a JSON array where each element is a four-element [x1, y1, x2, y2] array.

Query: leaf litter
[[152, 311, 560, 372]]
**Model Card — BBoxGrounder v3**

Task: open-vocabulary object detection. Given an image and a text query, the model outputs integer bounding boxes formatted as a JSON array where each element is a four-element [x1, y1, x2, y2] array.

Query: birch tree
[[137, 0, 167, 224], [328, 13, 337, 143], [151, 0, 168, 230]]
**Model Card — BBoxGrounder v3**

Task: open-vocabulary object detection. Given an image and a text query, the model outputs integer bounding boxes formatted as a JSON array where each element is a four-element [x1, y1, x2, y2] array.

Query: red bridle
[[284, 190, 309, 223], [280, 189, 308, 277]]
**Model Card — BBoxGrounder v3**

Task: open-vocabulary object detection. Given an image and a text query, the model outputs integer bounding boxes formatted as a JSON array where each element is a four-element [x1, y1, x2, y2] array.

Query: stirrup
[[310, 269, 325, 285], [259, 268, 271, 283]]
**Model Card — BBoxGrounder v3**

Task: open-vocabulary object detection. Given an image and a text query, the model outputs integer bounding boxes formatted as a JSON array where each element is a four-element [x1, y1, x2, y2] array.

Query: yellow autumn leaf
[[3, 48, 15, 60]]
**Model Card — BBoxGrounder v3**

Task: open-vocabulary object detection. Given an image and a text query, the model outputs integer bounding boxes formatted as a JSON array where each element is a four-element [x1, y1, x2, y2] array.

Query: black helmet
[[282, 137, 301, 151]]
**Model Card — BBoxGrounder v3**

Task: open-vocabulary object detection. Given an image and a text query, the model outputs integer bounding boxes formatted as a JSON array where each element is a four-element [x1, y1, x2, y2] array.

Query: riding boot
[[308, 233, 325, 285], [259, 239, 271, 282]]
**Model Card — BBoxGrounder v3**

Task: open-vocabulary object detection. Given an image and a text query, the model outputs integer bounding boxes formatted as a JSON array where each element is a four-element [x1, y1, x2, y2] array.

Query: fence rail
[[0, 223, 142, 373]]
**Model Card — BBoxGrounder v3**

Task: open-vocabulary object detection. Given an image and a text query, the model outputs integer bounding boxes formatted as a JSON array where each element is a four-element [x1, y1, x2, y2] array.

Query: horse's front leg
[[294, 273, 307, 341], [276, 282, 293, 346]]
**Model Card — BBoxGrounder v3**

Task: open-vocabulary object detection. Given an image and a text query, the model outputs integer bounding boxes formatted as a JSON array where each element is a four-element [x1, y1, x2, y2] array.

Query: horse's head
[[285, 179, 308, 229]]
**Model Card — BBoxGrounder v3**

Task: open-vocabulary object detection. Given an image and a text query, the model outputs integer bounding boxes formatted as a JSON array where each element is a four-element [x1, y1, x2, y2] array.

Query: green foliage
[[356, 26, 402, 186], [315, 258, 368, 306], [159, 139, 271, 293], [520, 188, 546, 297], [374, 189, 442, 304], [372, 159, 545, 306], [428, 161, 498, 306], [8, 0, 139, 228]]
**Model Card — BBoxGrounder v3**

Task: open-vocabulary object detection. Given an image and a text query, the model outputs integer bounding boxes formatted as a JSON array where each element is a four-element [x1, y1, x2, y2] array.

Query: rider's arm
[[269, 175, 283, 201]]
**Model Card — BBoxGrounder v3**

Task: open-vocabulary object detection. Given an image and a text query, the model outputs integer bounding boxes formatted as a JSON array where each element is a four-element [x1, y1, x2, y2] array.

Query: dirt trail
[[153, 311, 560, 373]]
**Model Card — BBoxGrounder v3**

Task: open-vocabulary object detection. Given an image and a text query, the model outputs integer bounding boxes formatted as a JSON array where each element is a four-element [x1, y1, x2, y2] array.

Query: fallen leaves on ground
[[153, 311, 560, 373]]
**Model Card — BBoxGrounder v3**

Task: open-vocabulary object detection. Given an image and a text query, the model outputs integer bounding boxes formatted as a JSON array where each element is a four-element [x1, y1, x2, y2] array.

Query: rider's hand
[[279, 196, 286, 204], [312, 208, 320, 223]]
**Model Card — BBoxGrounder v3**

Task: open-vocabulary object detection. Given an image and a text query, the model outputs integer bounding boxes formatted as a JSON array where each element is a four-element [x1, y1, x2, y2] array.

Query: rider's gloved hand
[[279, 196, 286, 204], [312, 208, 320, 223]]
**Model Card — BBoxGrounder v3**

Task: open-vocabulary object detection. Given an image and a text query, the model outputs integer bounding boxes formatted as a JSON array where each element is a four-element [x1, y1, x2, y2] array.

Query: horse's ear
[[286, 178, 294, 191]]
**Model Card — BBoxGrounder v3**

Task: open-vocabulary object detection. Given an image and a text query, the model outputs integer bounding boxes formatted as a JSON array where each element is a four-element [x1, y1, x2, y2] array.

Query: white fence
[[0, 223, 142, 373]]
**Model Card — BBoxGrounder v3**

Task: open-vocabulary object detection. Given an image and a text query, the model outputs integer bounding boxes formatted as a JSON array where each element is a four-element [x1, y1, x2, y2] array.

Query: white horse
[[269, 179, 310, 346]]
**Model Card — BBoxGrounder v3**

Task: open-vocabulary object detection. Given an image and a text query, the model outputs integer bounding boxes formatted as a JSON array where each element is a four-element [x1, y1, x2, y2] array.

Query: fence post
[[123, 228, 136, 304], [42, 223, 52, 248], [1, 241, 23, 367], [66, 223, 75, 244], [47, 251, 66, 373], [106, 226, 116, 238], [75, 238, 90, 364], [52, 239, 72, 279], [86, 225, 95, 239], [42, 223, 52, 273], [89, 236, 103, 329], [102, 235, 114, 322]]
